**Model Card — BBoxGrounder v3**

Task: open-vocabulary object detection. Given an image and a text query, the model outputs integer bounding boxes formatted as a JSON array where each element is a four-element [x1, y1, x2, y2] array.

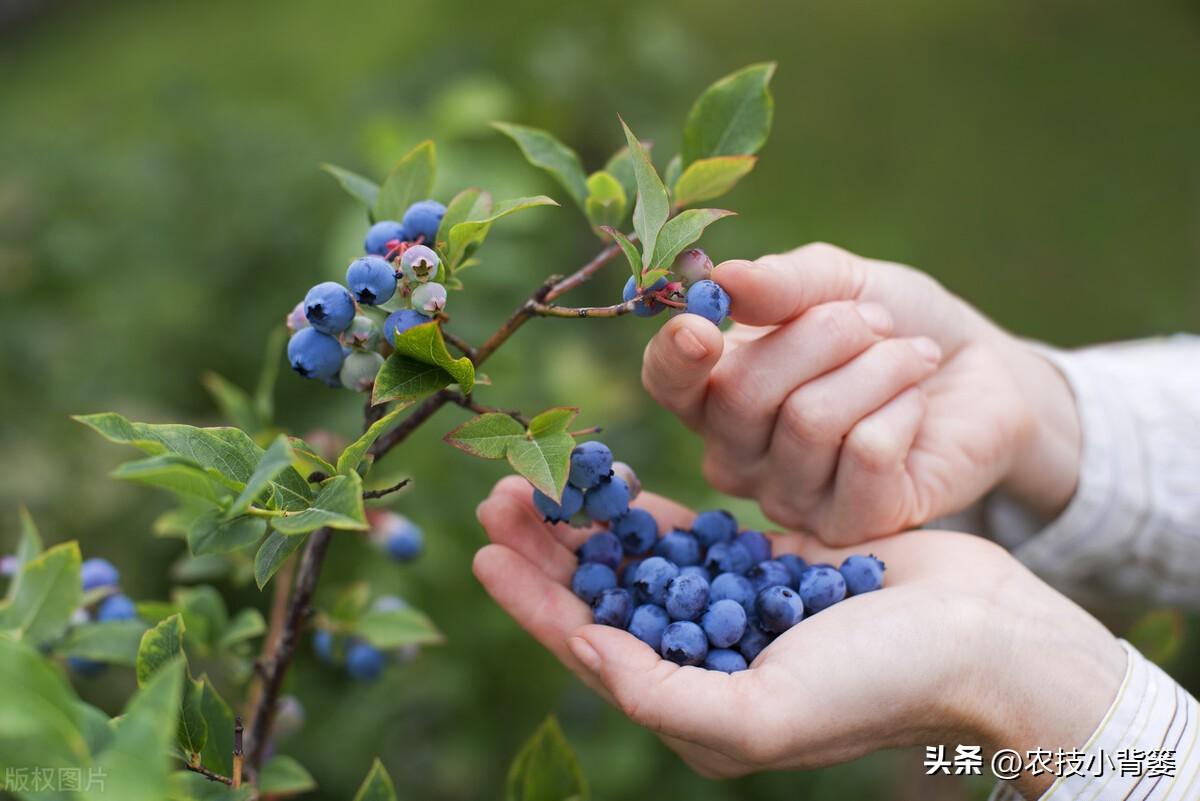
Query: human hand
[[641, 243, 1081, 544], [473, 476, 1124, 797]]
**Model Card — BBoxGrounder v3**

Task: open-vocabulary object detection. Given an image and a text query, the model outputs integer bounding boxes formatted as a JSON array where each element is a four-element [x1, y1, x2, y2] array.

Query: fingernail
[[911, 336, 942, 364], [857, 302, 893, 335], [673, 327, 708, 361], [568, 636, 601, 673]]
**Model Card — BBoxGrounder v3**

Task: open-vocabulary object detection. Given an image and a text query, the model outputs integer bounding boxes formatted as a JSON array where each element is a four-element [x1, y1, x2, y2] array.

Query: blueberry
[[777, 554, 807, 588], [660, 621, 708, 666], [67, 656, 106, 677], [364, 220, 408, 255], [592, 588, 634, 628], [701, 598, 748, 648], [633, 557, 679, 606], [569, 441, 613, 489], [578, 531, 623, 570], [376, 514, 422, 562], [664, 572, 710, 621], [400, 244, 440, 283], [673, 248, 713, 286], [401, 200, 446, 244], [285, 300, 309, 334], [532, 485, 584, 523], [611, 508, 658, 556], [611, 461, 641, 499], [678, 565, 709, 581], [313, 630, 335, 663], [339, 350, 385, 393], [746, 560, 793, 594], [304, 282, 356, 335], [736, 530, 772, 564], [703, 540, 753, 575], [622, 275, 668, 317], [411, 281, 447, 314], [654, 529, 702, 567], [583, 476, 630, 522], [288, 328, 345, 381], [273, 695, 306, 740], [737, 618, 773, 663], [840, 554, 886, 596], [571, 562, 618, 604], [628, 604, 670, 651], [756, 586, 804, 634], [80, 558, 119, 591], [798, 564, 847, 613], [96, 593, 138, 622], [691, 509, 737, 548], [621, 559, 645, 591], [709, 572, 757, 616], [383, 309, 433, 346], [345, 256, 397, 306], [703, 648, 749, 673], [345, 640, 386, 680], [684, 279, 731, 325], [344, 314, 382, 350]]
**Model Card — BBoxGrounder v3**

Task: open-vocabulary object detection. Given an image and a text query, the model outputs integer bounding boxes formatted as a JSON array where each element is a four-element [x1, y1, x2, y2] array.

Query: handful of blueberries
[[538, 441, 886, 673]]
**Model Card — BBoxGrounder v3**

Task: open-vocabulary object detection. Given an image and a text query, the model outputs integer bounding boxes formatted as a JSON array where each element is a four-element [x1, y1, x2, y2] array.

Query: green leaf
[[649, 208, 736, 271], [201, 371, 258, 433], [354, 606, 444, 649], [0, 541, 81, 645], [218, 608, 266, 651], [619, 117, 669, 270], [137, 613, 185, 686], [173, 585, 228, 652], [76, 699, 116, 756], [373, 140, 436, 222], [436, 187, 488, 249], [672, 156, 756, 207], [254, 531, 307, 589], [528, 407, 578, 437], [443, 413, 525, 459], [55, 620, 148, 665], [188, 510, 267, 557], [604, 142, 650, 215], [506, 716, 589, 801], [507, 430, 574, 501], [584, 171, 626, 232], [600, 227, 642, 287], [352, 759, 397, 801], [197, 678, 235, 776], [270, 473, 368, 534], [253, 326, 287, 427], [492, 122, 588, 208], [226, 435, 294, 517], [112, 454, 235, 505], [329, 581, 371, 624], [336, 403, 413, 476], [0, 636, 91, 773], [177, 673, 209, 759], [664, 153, 683, 195], [681, 62, 776, 166], [6, 507, 45, 603], [260, 755, 317, 795], [373, 320, 475, 404], [288, 437, 336, 476], [321, 163, 381, 214], [445, 194, 558, 270]]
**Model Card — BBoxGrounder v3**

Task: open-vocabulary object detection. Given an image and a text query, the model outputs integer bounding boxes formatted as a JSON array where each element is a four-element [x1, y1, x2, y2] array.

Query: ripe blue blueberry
[[569, 441, 613, 489], [67, 657, 106, 677], [532, 485, 583, 523], [756, 586, 805, 634], [664, 572, 710, 621], [346, 256, 397, 306], [80, 558, 119, 591], [633, 556, 679, 606], [592, 587, 634, 628], [703, 648, 748, 673], [583, 476, 630, 522], [736, 530, 772, 563], [737, 618, 773, 663], [304, 282, 356, 335], [703, 540, 753, 575], [777, 554, 807, 588], [364, 220, 408, 255], [401, 200, 446, 244], [96, 593, 138, 622], [411, 281, 447, 314], [621, 559, 645, 591], [383, 309, 433, 346], [678, 565, 709, 581], [691, 509, 737, 548], [746, 560, 793, 594], [701, 598, 748, 648], [709, 572, 757, 616], [611, 508, 658, 555], [288, 329, 345, 381], [840, 554, 886, 595], [673, 248, 713, 286], [627, 604, 670, 651], [799, 564, 848, 613], [611, 461, 641, 499], [345, 640, 386, 681], [684, 279, 731, 325], [578, 531, 623, 570], [313, 630, 335, 663], [339, 350, 385, 393], [374, 513, 423, 562], [653, 529, 702, 567], [622, 275, 668, 317], [400, 244, 440, 283], [660, 621, 708, 666], [571, 562, 618, 605]]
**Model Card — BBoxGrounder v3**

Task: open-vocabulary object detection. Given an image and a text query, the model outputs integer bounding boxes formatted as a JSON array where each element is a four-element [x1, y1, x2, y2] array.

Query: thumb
[[714, 242, 867, 327]]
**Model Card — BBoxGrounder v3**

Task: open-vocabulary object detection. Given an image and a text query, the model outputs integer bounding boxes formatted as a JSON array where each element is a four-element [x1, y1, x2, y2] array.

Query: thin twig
[[440, 328, 477, 361], [446, 391, 529, 426], [184, 762, 233, 786], [527, 299, 639, 318], [232, 718, 244, 788], [362, 478, 411, 499]]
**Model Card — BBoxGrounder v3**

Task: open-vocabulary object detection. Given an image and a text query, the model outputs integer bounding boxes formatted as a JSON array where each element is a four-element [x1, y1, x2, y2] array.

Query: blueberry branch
[[527, 298, 639, 318], [446, 390, 529, 426], [362, 477, 411, 499], [183, 762, 233, 786]]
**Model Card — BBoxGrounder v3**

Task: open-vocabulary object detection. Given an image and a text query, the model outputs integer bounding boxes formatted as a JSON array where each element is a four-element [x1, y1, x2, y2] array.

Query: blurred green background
[[1, 0, 1198, 798]]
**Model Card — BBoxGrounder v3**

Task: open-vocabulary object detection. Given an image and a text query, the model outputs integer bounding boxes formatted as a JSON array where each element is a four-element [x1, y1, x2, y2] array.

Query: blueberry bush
[[1, 63, 775, 800]]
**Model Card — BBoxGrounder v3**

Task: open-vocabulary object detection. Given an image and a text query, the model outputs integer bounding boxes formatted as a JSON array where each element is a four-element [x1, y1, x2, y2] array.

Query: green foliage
[[353, 604, 444, 649], [0, 541, 81, 646], [226, 435, 294, 518], [373, 140, 436, 222], [672, 156, 757, 207], [321, 163, 380, 216], [55, 619, 148, 666], [443, 194, 559, 271], [352, 759, 397, 801], [619, 118, 669, 273], [492, 122, 589, 208], [445, 407, 578, 500], [681, 62, 776, 166], [91, 661, 185, 801], [649, 208, 736, 273], [188, 509, 267, 557], [442, 413, 525, 459], [254, 530, 307, 589], [506, 716, 589, 801], [373, 319, 476, 403], [336, 404, 413, 476], [584, 171, 627, 232], [270, 473, 368, 534], [0, 636, 92, 772], [260, 755, 318, 795], [137, 613, 185, 686]]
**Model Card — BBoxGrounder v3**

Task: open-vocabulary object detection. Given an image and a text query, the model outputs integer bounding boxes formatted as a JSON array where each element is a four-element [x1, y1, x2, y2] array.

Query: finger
[[713, 242, 867, 327], [641, 314, 725, 428], [478, 480, 579, 583]]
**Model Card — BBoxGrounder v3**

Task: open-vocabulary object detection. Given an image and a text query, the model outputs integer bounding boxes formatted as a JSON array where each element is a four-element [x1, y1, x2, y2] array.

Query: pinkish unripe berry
[[286, 301, 309, 334], [674, 248, 713, 285]]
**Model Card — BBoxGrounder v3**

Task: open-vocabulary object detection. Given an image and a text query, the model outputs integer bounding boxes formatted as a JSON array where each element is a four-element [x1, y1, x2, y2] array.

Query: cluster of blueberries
[[285, 199, 449, 391], [622, 249, 733, 326], [542, 442, 886, 672], [69, 558, 142, 676]]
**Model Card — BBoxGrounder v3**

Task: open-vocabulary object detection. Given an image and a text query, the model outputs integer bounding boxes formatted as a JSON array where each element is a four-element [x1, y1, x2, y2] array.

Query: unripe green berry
[[344, 315, 381, 350], [339, 350, 385, 392], [411, 282, 447, 314], [400, 245, 439, 284]]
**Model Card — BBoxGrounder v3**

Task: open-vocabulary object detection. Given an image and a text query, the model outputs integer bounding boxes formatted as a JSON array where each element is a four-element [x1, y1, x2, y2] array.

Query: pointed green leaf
[[373, 140, 436, 221], [137, 613, 185, 686], [619, 118, 669, 270], [6, 507, 44, 603], [682, 62, 776, 166], [218, 608, 266, 651], [336, 402, 413, 476], [528, 407, 579, 437], [254, 531, 308, 589], [188, 510, 267, 557], [436, 187, 488, 249], [352, 759, 397, 801], [177, 674, 209, 759], [373, 321, 475, 404], [584, 171, 626, 232], [0, 636, 91, 772], [604, 141, 651, 215], [0, 541, 81, 645], [288, 437, 336, 476], [260, 755, 317, 795], [650, 208, 736, 271], [506, 716, 589, 801], [198, 678, 235, 776], [321, 163, 380, 213], [226, 435, 294, 517], [270, 473, 368, 535], [55, 619, 149, 665], [112, 454, 236, 504], [672, 156, 756, 207], [507, 431, 575, 501], [599, 227, 642, 287], [445, 195, 558, 270], [492, 122, 588, 207], [173, 585, 228, 652], [443, 413, 525, 459], [76, 699, 116, 756], [354, 605, 444, 649]]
